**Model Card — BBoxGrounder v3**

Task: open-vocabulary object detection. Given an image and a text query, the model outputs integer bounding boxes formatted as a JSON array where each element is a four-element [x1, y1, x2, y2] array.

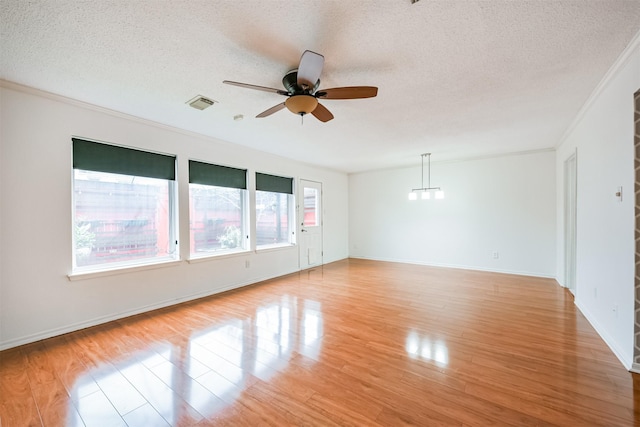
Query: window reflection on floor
[[405, 330, 449, 366], [70, 296, 324, 424], [301, 299, 323, 359], [71, 343, 175, 426], [188, 319, 250, 407], [255, 301, 290, 376], [191, 321, 245, 384]]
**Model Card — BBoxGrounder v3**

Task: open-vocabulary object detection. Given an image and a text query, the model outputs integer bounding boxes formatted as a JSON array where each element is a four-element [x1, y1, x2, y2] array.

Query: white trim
[[298, 179, 324, 270], [631, 363, 640, 374], [575, 300, 632, 370], [432, 147, 557, 166], [348, 148, 557, 176], [2, 267, 299, 351], [68, 259, 182, 281], [256, 243, 297, 253], [348, 256, 556, 279], [555, 29, 640, 150], [563, 150, 577, 295], [187, 249, 252, 264]]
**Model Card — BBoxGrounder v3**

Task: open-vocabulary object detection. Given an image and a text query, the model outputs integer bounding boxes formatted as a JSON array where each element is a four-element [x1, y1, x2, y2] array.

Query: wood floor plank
[[244, 378, 334, 425], [31, 379, 84, 427], [0, 349, 42, 427], [21, 343, 57, 388], [0, 259, 638, 426]]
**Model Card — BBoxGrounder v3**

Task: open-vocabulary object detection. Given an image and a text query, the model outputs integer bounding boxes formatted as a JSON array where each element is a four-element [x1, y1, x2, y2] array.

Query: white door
[[564, 152, 577, 294], [299, 180, 323, 269]]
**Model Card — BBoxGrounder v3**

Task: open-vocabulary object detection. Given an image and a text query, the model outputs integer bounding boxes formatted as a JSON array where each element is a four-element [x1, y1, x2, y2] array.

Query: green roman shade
[[256, 172, 293, 194], [72, 138, 176, 180], [189, 160, 247, 189]]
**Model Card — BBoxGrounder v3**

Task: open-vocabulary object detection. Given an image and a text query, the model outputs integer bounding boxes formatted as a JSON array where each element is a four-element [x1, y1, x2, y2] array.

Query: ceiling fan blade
[[256, 102, 286, 118], [311, 102, 334, 122], [223, 80, 288, 95], [316, 86, 378, 100], [297, 50, 324, 90]]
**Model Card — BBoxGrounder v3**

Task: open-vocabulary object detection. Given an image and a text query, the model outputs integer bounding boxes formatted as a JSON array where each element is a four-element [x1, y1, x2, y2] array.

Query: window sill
[[68, 258, 182, 281], [187, 249, 251, 264], [256, 243, 297, 253]]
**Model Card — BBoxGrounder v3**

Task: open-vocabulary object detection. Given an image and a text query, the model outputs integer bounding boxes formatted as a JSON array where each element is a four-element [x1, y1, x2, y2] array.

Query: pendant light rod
[[425, 152, 429, 189], [411, 153, 440, 192], [422, 152, 426, 188]]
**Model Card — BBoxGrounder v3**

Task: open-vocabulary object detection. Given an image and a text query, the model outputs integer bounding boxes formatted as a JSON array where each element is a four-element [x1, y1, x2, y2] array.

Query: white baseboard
[[574, 300, 632, 370], [631, 363, 640, 374], [348, 256, 556, 279], [0, 268, 300, 351]]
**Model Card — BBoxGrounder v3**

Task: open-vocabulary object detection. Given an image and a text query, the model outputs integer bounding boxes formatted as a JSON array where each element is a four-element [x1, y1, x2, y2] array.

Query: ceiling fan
[[223, 50, 378, 122]]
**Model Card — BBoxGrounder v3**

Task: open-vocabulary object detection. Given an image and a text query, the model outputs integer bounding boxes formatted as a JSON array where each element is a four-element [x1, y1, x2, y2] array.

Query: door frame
[[298, 179, 323, 270], [564, 151, 577, 294]]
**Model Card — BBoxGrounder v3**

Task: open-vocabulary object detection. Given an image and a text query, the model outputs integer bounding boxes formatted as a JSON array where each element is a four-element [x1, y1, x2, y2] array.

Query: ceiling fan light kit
[[223, 50, 378, 123], [285, 94, 318, 115]]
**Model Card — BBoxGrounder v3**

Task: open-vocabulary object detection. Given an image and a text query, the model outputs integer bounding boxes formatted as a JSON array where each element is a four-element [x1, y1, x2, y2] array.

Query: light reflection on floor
[[69, 295, 324, 425], [405, 330, 449, 366]]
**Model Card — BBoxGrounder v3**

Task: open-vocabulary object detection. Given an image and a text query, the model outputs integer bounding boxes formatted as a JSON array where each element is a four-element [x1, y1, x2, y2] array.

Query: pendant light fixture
[[408, 153, 444, 200]]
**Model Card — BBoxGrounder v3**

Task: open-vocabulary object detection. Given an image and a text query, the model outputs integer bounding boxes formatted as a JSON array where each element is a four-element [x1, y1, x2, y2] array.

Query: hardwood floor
[[1, 259, 638, 426]]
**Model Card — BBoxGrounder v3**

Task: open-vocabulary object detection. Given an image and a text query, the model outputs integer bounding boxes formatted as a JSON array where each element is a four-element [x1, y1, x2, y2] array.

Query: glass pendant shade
[[435, 190, 444, 199], [408, 192, 418, 200], [421, 191, 430, 200]]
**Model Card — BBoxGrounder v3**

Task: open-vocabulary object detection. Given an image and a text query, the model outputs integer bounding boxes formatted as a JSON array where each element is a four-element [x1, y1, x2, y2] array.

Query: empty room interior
[[1, 1, 640, 426]]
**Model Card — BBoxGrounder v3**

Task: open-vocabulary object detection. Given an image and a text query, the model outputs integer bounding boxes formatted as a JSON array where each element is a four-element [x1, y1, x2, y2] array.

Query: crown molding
[[555, 29, 640, 149]]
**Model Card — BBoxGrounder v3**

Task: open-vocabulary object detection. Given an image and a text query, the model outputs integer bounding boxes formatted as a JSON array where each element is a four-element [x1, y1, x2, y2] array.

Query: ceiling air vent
[[187, 95, 216, 110]]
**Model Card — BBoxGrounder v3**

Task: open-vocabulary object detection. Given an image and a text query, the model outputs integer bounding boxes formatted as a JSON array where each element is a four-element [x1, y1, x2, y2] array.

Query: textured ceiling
[[2, 1, 639, 173]]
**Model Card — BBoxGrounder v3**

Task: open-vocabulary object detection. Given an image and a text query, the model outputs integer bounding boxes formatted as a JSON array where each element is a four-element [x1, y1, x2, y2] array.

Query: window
[[303, 186, 319, 226], [255, 172, 295, 248], [72, 138, 177, 271], [188, 160, 248, 256]]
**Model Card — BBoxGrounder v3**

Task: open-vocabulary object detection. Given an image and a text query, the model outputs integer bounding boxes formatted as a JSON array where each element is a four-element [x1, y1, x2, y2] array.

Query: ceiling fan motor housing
[[282, 69, 320, 115], [282, 69, 320, 94]]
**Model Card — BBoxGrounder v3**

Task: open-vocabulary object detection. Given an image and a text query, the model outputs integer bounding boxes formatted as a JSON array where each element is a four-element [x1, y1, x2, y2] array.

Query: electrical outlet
[[492, 251, 499, 259]]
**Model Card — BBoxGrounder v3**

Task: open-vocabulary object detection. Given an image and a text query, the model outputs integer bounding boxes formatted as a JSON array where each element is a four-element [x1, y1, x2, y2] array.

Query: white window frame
[[187, 160, 250, 260], [255, 172, 296, 251], [69, 138, 179, 279]]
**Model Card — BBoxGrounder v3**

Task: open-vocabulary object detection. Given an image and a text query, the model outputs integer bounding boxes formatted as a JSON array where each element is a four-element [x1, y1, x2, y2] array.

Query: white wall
[[349, 151, 557, 277], [0, 84, 349, 350], [555, 35, 639, 369]]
